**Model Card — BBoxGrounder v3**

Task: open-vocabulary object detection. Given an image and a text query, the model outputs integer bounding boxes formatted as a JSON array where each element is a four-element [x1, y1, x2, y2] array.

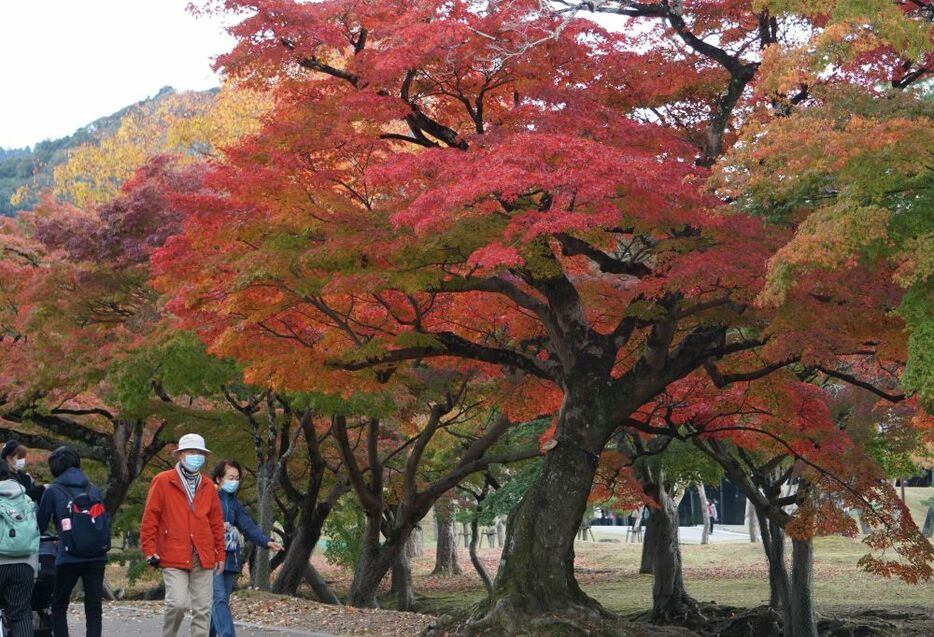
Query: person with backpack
[[0, 464, 40, 637], [2, 440, 45, 503], [209, 460, 283, 637], [141, 433, 224, 637], [36, 446, 111, 637]]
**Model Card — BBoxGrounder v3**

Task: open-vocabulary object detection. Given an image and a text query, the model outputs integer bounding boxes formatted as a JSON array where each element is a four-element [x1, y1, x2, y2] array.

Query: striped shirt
[[176, 463, 201, 508]]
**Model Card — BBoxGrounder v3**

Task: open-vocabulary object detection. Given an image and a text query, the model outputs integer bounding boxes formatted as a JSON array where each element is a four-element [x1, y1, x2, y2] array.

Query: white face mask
[[13, 458, 25, 471]]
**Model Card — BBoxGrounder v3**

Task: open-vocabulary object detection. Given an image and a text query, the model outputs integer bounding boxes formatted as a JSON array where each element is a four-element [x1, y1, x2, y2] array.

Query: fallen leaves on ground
[[117, 595, 434, 636]]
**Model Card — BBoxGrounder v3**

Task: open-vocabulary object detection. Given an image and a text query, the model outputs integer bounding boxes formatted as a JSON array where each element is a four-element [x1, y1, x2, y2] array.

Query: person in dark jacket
[[209, 460, 282, 637], [36, 446, 109, 637], [2, 439, 45, 503]]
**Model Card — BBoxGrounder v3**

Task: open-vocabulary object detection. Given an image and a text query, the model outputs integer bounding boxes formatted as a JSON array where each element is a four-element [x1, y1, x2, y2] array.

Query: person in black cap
[[2, 439, 45, 502]]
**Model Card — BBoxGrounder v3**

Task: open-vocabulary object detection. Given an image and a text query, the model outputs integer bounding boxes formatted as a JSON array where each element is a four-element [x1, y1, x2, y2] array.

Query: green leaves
[[900, 282, 934, 403], [106, 332, 239, 414]]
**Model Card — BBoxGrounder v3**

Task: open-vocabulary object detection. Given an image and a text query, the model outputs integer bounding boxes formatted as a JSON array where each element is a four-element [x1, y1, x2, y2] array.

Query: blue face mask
[[221, 480, 240, 494], [182, 454, 205, 472]]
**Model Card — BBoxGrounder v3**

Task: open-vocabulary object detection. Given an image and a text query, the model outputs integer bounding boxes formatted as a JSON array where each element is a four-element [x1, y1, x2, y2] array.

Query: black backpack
[[52, 484, 111, 558]]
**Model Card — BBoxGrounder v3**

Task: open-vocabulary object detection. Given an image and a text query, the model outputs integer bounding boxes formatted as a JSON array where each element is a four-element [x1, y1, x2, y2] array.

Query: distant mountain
[[0, 86, 186, 217]]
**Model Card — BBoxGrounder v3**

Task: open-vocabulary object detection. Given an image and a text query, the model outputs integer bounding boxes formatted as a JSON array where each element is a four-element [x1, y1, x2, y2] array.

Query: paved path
[[591, 523, 750, 544], [68, 604, 338, 637]]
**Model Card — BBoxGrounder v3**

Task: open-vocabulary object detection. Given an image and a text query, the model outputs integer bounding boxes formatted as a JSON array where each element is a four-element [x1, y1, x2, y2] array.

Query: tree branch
[[703, 357, 798, 388], [333, 330, 559, 380], [814, 366, 906, 402], [554, 233, 652, 277]]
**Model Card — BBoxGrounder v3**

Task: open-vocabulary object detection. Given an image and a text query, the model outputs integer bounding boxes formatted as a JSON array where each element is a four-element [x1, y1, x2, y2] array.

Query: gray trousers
[[162, 554, 214, 637]]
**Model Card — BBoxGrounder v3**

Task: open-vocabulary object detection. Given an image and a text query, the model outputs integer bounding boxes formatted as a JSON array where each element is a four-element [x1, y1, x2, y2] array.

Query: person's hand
[[146, 554, 160, 567], [214, 561, 224, 575], [267, 541, 284, 552]]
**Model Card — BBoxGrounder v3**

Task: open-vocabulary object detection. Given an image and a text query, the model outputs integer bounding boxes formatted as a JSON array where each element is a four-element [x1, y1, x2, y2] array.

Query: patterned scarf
[[176, 462, 201, 508]]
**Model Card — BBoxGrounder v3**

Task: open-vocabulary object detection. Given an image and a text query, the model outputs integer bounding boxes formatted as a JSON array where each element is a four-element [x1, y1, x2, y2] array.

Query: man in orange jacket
[[141, 433, 225, 637]]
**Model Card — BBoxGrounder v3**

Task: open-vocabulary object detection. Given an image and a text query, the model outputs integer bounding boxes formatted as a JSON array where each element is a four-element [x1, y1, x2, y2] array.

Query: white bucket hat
[[175, 433, 211, 454]]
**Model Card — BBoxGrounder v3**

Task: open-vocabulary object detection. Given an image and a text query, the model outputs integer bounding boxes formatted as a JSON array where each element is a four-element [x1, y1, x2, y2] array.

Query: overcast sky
[[0, 1, 236, 148]]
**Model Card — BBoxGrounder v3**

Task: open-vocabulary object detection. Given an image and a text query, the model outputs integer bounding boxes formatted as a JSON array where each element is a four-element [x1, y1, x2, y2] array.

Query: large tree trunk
[[757, 509, 790, 612], [271, 500, 333, 596], [391, 542, 415, 611], [640, 510, 655, 574], [347, 510, 419, 608], [476, 439, 608, 631], [697, 484, 710, 545], [432, 496, 462, 575], [646, 480, 697, 624], [788, 539, 818, 637], [348, 540, 408, 608], [303, 564, 340, 605], [272, 409, 344, 597], [252, 458, 277, 590], [102, 471, 133, 516]]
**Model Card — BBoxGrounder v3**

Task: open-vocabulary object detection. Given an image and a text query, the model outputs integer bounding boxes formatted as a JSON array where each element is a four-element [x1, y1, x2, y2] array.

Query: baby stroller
[[32, 535, 58, 636], [0, 535, 56, 637]]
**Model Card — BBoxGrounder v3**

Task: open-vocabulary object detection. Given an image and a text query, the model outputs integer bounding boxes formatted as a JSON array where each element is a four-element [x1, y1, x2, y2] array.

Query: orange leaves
[[852, 481, 934, 583], [590, 450, 647, 512]]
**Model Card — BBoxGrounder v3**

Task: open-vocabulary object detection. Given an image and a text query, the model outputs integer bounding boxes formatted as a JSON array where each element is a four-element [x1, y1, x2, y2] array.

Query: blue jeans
[[209, 571, 236, 637]]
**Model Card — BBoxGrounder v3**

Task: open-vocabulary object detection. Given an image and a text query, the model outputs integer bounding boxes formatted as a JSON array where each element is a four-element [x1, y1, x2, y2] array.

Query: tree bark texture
[[347, 511, 410, 608], [433, 496, 463, 575], [469, 514, 494, 595], [757, 508, 790, 611], [252, 458, 276, 590], [391, 542, 415, 611], [746, 498, 758, 543], [408, 525, 424, 557], [788, 539, 818, 637], [272, 409, 344, 596], [697, 484, 710, 545], [303, 564, 340, 605], [483, 440, 608, 629], [646, 480, 697, 623], [271, 498, 333, 595]]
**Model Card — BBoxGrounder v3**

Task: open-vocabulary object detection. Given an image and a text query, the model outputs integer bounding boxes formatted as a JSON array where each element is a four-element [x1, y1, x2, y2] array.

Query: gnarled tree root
[[649, 592, 707, 628], [424, 598, 697, 637]]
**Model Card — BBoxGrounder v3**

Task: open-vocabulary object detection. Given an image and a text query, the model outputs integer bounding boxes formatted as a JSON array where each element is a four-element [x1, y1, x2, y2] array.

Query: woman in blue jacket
[[209, 460, 282, 637]]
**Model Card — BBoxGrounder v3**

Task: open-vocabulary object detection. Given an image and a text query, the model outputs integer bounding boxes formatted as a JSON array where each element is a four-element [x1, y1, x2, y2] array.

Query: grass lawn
[[387, 486, 934, 618], [407, 536, 934, 618]]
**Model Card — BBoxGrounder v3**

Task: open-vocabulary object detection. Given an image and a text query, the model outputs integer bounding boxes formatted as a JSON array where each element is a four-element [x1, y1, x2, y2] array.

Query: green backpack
[[0, 489, 39, 557]]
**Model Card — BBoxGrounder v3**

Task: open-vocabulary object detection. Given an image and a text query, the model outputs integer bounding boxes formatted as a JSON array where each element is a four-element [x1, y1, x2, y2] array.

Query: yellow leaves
[[715, 83, 933, 308], [759, 201, 891, 305], [168, 83, 273, 156], [756, 0, 933, 95], [894, 233, 934, 289], [51, 84, 272, 208], [51, 90, 208, 207], [758, 43, 812, 97]]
